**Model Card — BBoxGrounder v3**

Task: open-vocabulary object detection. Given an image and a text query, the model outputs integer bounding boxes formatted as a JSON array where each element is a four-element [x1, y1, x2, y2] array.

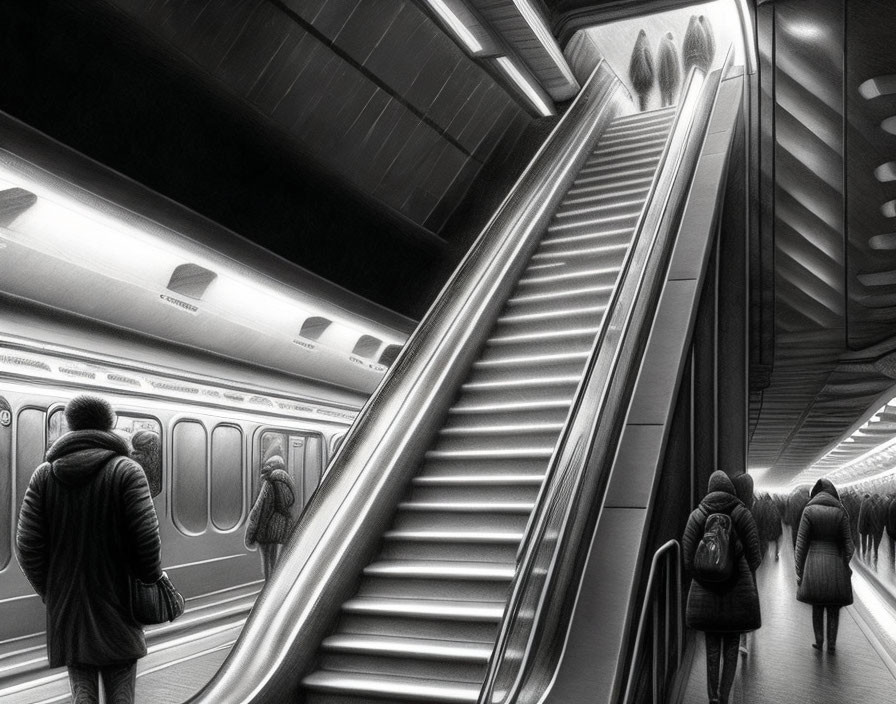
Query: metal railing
[[622, 540, 684, 704], [477, 47, 734, 704]]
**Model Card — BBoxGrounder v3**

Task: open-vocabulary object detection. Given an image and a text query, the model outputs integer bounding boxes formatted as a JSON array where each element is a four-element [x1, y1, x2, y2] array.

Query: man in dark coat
[[794, 478, 854, 652], [16, 395, 162, 703], [858, 493, 873, 559], [870, 493, 887, 563], [683, 471, 762, 704]]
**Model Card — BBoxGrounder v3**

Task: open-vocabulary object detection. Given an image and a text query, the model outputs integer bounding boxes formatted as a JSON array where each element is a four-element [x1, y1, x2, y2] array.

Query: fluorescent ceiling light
[[424, 0, 483, 54], [496, 56, 555, 117], [510, 0, 578, 88]]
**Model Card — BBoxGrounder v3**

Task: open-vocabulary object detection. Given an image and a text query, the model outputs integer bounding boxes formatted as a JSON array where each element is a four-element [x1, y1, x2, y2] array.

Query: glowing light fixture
[[510, 0, 578, 90], [423, 0, 483, 54], [496, 56, 555, 117]]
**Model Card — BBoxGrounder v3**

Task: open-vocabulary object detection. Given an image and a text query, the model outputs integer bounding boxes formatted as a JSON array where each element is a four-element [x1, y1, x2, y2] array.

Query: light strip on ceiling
[[510, 0, 579, 89], [496, 56, 555, 117], [423, 0, 483, 54]]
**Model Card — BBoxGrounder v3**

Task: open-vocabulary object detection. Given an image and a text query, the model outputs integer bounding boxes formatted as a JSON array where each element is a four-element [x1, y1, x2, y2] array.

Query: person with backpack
[[794, 478, 854, 652], [245, 454, 296, 580], [683, 471, 762, 704]]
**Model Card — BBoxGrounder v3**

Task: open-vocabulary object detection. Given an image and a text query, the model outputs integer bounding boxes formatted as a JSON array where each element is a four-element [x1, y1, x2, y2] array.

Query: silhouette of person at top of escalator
[[657, 32, 681, 108], [683, 14, 714, 73], [629, 29, 654, 111]]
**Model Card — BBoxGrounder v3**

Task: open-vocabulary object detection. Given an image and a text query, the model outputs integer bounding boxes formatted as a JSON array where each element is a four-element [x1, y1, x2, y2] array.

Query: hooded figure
[[629, 29, 655, 111], [657, 32, 681, 107], [787, 486, 811, 549], [794, 478, 854, 652], [246, 454, 296, 579], [683, 14, 713, 73], [683, 471, 762, 704], [16, 395, 161, 703]]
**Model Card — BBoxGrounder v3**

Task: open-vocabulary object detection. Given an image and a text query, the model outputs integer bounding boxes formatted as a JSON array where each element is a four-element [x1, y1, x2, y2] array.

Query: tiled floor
[[680, 528, 896, 704]]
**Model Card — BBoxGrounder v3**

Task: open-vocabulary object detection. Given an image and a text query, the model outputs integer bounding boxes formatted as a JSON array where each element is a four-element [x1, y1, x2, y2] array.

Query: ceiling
[[5, 0, 896, 487]]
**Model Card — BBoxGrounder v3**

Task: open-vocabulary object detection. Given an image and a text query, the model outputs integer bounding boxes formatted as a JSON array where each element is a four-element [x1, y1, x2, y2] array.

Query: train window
[[257, 430, 324, 510], [172, 421, 208, 534], [116, 415, 163, 498], [211, 425, 243, 531], [16, 409, 45, 529], [0, 396, 11, 571], [47, 407, 67, 447], [48, 409, 163, 498]]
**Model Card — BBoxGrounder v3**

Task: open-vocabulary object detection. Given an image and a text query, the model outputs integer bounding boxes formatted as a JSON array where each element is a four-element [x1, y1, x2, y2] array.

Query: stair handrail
[[478, 48, 734, 704], [621, 540, 683, 704], [187, 59, 630, 704]]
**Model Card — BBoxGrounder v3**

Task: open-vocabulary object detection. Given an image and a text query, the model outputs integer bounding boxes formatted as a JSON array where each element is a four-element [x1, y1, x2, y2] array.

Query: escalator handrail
[[478, 49, 735, 704], [187, 60, 629, 704], [621, 540, 683, 704]]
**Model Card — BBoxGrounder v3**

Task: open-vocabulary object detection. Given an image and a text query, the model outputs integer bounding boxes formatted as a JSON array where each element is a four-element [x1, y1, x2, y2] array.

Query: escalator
[[189, 53, 740, 704], [301, 107, 677, 703]]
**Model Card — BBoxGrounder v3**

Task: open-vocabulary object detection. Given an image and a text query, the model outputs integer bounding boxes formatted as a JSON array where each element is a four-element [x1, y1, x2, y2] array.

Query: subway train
[[0, 325, 357, 646], [0, 111, 413, 667]]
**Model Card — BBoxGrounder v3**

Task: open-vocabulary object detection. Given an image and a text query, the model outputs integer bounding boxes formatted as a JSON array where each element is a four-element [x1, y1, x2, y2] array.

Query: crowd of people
[[684, 472, 855, 704], [628, 14, 715, 111]]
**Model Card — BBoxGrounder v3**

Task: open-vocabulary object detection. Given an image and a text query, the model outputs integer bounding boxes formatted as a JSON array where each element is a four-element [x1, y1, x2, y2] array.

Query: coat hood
[[262, 454, 286, 474], [811, 478, 840, 501], [46, 429, 130, 487], [731, 473, 754, 507], [701, 470, 742, 513]]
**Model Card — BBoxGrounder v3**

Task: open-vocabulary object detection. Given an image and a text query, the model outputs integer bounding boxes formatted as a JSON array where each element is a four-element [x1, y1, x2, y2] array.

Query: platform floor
[[680, 526, 896, 704]]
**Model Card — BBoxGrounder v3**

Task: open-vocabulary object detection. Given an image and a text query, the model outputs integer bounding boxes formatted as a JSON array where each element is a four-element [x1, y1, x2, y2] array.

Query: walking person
[[870, 493, 887, 564], [657, 32, 681, 107], [787, 486, 810, 551], [886, 494, 896, 566], [683, 471, 762, 704], [858, 493, 873, 559], [794, 478, 854, 653], [629, 29, 655, 111], [245, 453, 296, 580], [15, 395, 162, 704]]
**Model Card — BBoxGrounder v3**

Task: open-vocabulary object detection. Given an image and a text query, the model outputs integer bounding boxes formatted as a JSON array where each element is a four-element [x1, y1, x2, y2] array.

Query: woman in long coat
[[245, 454, 296, 580], [683, 471, 762, 704], [794, 478, 854, 652]]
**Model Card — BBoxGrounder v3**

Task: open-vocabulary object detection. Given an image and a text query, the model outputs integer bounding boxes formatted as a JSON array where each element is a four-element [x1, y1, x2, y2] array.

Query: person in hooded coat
[[245, 454, 296, 579], [657, 32, 681, 107], [886, 494, 896, 565], [794, 478, 854, 653], [870, 493, 887, 562], [858, 493, 873, 559], [683, 471, 762, 704], [629, 29, 655, 111], [762, 494, 783, 560], [15, 395, 161, 704]]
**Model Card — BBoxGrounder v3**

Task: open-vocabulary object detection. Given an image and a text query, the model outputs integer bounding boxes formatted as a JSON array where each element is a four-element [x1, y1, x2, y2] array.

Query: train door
[[258, 429, 323, 514]]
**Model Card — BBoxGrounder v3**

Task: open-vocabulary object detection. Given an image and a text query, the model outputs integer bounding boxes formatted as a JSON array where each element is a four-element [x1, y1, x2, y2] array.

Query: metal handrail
[[478, 47, 734, 704], [622, 540, 683, 704], [188, 59, 628, 704]]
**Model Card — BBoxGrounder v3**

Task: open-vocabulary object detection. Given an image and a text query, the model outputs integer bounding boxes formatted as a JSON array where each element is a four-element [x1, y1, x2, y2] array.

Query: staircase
[[302, 106, 677, 704]]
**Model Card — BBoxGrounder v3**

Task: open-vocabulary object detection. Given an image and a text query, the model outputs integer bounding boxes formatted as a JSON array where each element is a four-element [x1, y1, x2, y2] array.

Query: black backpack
[[693, 512, 734, 583]]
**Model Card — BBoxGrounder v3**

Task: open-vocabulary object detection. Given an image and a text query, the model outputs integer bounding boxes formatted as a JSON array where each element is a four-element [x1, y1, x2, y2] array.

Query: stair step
[[440, 421, 566, 435], [564, 174, 655, 198], [593, 134, 668, 157], [448, 399, 570, 415], [399, 500, 535, 514], [320, 634, 493, 661], [579, 147, 664, 171], [342, 597, 505, 621], [384, 530, 524, 544], [551, 197, 645, 220], [558, 184, 651, 208], [538, 229, 631, 248], [363, 561, 515, 581], [518, 266, 618, 286], [424, 447, 553, 461], [303, 671, 480, 703], [413, 473, 545, 485]]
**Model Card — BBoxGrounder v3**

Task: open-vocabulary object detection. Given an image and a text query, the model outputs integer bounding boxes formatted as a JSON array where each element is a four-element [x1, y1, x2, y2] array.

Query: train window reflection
[[173, 421, 208, 534], [211, 425, 243, 531], [117, 415, 163, 498], [258, 430, 324, 510]]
